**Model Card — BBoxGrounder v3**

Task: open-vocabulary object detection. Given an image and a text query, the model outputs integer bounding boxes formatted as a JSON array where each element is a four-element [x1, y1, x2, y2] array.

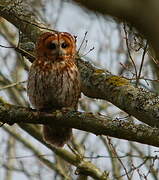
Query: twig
[[107, 137, 131, 180], [123, 23, 138, 81], [77, 31, 88, 54], [0, 81, 26, 91], [136, 41, 148, 87]]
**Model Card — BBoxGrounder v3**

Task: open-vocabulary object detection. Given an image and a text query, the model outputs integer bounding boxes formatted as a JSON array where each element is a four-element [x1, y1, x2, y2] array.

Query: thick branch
[[0, 0, 43, 41], [78, 58, 159, 128], [1, 102, 159, 148]]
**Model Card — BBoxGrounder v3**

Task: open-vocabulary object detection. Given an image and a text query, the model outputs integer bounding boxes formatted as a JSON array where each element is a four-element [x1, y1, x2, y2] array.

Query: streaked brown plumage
[[27, 32, 81, 147]]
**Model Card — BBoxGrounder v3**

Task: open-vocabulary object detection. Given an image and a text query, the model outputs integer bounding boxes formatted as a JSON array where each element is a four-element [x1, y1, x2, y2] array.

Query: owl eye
[[61, 42, 69, 48], [47, 42, 56, 50]]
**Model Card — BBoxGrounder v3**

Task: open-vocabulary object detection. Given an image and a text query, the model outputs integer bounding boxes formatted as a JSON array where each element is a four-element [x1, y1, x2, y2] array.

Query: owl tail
[[43, 125, 72, 147]]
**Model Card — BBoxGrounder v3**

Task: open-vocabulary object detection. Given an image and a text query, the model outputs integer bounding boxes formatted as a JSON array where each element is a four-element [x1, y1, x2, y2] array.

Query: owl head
[[36, 32, 76, 62]]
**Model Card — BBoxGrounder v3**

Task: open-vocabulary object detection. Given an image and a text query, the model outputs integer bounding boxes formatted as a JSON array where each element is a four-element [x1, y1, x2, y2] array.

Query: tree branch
[[77, 58, 159, 128], [0, 0, 43, 41], [0, 0, 56, 49], [1, 101, 159, 148]]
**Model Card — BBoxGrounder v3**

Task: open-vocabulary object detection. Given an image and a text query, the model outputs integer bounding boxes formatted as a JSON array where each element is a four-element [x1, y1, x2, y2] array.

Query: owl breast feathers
[[27, 32, 81, 147]]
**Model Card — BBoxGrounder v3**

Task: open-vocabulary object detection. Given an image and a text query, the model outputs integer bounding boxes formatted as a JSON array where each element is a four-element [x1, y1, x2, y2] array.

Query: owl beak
[[53, 49, 64, 60], [55, 48, 63, 57], [58, 51, 63, 57]]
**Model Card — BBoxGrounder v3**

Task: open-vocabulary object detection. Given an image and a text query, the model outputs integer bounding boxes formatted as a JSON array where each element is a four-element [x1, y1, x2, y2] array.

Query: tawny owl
[[27, 32, 81, 147]]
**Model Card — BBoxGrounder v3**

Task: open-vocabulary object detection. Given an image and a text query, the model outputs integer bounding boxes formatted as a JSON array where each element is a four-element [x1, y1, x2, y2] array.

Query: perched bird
[[27, 32, 81, 147]]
